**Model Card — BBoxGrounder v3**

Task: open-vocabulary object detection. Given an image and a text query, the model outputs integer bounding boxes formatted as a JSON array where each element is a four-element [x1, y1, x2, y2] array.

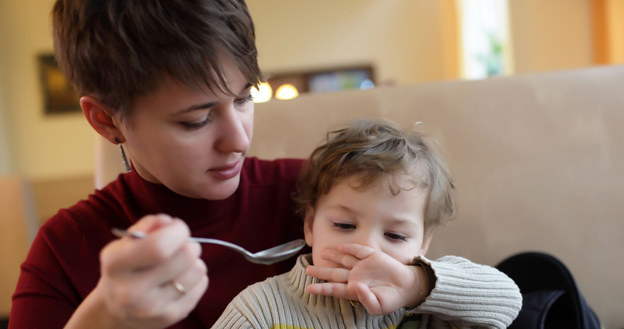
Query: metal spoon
[[111, 228, 305, 265]]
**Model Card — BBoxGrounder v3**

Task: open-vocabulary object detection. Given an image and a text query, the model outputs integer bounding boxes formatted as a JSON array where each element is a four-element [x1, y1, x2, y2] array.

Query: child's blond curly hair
[[295, 118, 456, 237]]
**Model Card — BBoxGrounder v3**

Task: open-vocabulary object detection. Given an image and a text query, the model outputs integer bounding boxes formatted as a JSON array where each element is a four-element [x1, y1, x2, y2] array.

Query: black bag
[[496, 252, 602, 329]]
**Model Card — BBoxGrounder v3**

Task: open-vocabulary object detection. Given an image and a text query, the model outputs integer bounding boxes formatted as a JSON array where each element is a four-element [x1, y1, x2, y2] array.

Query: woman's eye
[[333, 222, 356, 231], [385, 232, 408, 242], [234, 94, 253, 105], [181, 116, 212, 129]]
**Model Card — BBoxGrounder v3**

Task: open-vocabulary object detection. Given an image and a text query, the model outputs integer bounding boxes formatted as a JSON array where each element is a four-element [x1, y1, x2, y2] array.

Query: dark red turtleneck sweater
[[10, 157, 307, 328]]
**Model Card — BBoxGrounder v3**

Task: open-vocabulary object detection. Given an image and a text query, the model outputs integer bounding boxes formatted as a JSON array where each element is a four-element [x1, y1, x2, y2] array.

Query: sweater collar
[[118, 167, 237, 232]]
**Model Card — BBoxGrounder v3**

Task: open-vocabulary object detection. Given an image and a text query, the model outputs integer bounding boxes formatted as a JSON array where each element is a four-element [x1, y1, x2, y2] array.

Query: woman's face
[[116, 57, 254, 200]]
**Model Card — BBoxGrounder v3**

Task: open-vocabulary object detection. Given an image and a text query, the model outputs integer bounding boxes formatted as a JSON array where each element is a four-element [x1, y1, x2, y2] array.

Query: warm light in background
[[251, 82, 272, 103], [275, 84, 299, 100]]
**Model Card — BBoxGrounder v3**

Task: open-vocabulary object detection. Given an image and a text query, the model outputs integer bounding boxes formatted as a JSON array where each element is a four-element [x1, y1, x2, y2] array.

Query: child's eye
[[385, 232, 408, 242], [333, 222, 356, 231], [234, 94, 253, 105]]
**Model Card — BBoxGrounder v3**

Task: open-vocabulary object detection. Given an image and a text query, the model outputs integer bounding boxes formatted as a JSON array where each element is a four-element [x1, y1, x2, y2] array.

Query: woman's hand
[[65, 214, 208, 329], [305, 243, 429, 316]]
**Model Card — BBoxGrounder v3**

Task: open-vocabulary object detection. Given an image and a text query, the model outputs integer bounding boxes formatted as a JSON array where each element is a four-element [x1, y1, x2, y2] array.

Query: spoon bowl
[[112, 228, 305, 265]]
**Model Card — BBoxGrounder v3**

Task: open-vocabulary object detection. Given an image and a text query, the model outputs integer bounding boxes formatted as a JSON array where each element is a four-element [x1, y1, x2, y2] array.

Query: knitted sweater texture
[[212, 254, 521, 329]]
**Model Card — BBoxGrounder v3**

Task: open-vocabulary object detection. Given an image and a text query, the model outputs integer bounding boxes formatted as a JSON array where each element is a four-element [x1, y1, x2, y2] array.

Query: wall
[[249, 0, 449, 85], [0, 68, 13, 176], [1, 0, 96, 182], [0, 0, 599, 182], [509, 0, 594, 74], [0, 1, 14, 175]]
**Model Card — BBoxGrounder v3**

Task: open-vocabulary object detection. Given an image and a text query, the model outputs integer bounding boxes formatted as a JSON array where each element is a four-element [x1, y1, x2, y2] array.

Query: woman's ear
[[80, 95, 123, 143], [303, 206, 315, 247]]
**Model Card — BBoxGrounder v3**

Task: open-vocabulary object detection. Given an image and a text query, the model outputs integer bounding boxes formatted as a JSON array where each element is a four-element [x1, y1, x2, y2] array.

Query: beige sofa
[[95, 65, 624, 328]]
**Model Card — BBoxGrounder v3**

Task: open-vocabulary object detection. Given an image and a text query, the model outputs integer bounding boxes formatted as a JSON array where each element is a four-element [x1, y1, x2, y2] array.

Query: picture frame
[[37, 54, 81, 115], [266, 65, 375, 96]]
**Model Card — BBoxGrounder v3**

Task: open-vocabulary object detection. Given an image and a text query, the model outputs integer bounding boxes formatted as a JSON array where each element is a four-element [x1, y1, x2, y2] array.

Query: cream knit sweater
[[212, 254, 521, 329]]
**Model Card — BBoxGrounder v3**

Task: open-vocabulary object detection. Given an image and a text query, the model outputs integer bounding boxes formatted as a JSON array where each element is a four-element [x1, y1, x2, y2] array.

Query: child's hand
[[305, 243, 430, 316]]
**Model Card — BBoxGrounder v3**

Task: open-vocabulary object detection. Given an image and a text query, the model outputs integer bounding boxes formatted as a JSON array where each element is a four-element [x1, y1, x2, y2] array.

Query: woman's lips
[[208, 159, 243, 179]]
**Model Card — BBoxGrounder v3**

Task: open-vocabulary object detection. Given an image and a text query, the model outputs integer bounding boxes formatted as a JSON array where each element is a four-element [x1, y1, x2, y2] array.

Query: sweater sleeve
[[412, 255, 522, 329]]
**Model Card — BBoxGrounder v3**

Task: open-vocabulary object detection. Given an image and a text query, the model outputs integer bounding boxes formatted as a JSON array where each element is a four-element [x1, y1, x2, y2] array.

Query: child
[[211, 119, 521, 329]]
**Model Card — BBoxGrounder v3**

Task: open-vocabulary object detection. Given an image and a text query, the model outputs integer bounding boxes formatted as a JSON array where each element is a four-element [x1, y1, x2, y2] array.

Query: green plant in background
[[476, 31, 503, 77]]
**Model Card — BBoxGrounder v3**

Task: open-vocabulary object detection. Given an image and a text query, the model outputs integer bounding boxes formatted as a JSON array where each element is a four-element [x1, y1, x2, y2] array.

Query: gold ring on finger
[[171, 280, 186, 295]]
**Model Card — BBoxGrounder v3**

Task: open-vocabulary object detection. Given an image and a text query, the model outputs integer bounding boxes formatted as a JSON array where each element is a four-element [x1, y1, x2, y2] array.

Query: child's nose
[[353, 231, 378, 250]]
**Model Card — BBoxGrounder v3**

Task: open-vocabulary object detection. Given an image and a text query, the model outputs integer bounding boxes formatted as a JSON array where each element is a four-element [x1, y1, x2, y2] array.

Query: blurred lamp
[[251, 82, 272, 103], [275, 84, 299, 100]]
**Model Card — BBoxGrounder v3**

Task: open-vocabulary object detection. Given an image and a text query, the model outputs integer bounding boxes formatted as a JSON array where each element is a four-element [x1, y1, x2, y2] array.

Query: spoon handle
[[188, 237, 250, 255], [111, 228, 251, 256], [111, 228, 145, 239]]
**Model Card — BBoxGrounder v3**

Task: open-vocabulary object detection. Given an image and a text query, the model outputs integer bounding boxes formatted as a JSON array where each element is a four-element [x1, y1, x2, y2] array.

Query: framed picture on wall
[[264, 65, 375, 100], [38, 54, 81, 115]]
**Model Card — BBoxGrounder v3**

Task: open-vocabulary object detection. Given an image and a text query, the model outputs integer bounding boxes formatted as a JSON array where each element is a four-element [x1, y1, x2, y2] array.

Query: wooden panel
[[0, 177, 36, 317], [30, 175, 95, 225], [0, 175, 93, 317], [592, 0, 610, 64]]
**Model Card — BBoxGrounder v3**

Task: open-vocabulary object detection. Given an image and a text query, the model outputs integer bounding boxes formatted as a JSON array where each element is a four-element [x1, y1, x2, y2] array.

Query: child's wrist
[[407, 257, 436, 308]]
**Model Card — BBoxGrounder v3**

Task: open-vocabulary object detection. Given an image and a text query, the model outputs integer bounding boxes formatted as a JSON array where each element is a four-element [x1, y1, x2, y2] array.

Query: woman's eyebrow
[[237, 82, 252, 95], [176, 83, 253, 114], [176, 101, 220, 114]]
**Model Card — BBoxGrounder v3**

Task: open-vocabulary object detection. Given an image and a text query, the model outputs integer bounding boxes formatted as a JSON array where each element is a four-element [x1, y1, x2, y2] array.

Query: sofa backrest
[[95, 65, 624, 328], [249, 65, 624, 328]]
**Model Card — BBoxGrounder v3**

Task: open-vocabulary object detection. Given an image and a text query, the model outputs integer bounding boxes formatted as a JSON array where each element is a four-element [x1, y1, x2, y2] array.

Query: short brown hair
[[295, 119, 456, 236], [51, 0, 261, 117]]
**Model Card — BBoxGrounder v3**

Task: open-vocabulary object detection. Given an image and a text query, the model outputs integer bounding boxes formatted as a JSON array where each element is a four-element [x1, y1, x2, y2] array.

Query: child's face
[[304, 174, 430, 267], [113, 56, 254, 200]]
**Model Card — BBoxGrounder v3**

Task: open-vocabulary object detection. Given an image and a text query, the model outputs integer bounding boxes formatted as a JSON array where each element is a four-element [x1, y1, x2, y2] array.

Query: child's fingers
[[355, 282, 383, 315], [321, 249, 360, 269], [307, 282, 350, 299], [338, 243, 376, 260], [306, 266, 350, 282]]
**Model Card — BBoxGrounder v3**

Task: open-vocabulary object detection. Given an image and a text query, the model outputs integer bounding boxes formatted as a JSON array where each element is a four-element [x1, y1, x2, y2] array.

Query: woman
[[10, 1, 304, 328]]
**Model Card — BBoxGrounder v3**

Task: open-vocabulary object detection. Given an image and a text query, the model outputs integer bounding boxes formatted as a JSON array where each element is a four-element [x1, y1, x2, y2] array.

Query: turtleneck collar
[[118, 167, 238, 233]]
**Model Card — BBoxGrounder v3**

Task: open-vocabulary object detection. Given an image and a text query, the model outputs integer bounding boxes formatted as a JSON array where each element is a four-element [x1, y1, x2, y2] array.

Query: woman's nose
[[215, 108, 250, 153]]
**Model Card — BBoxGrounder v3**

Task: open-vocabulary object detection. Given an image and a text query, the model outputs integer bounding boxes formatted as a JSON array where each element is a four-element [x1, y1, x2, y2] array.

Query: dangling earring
[[114, 138, 132, 172]]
